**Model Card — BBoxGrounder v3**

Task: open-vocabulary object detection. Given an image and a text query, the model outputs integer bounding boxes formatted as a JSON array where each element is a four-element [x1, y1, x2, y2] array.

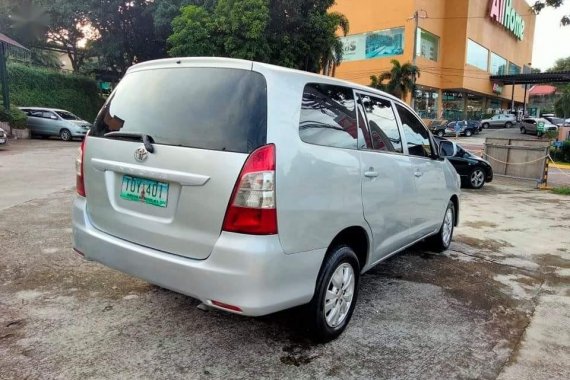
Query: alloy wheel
[[442, 207, 454, 246], [470, 169, 485, 188], [324, 263, 355, 328]]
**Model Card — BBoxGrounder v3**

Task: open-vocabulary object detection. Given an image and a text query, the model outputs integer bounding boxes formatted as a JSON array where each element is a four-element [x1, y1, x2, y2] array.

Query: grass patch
[[551, 187, 570, 195]]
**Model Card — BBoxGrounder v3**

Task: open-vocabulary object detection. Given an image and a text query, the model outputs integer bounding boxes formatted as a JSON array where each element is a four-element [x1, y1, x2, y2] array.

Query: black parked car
[[429, 120, 480, 137], [434, 137, 493, 189]]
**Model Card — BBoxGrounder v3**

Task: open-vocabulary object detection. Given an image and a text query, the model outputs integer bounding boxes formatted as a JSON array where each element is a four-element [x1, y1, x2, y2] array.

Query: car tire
[[465, 129, 472, 137], [60, 129, 72, 141], [520, 127, 526, 134], [426, 201, 455, 253], [306, 245, 360, 343], [505, 122, 512, 128], [469, 167, 486, 189], [437, 130, 445, 137], [482, 123, 489, 129]]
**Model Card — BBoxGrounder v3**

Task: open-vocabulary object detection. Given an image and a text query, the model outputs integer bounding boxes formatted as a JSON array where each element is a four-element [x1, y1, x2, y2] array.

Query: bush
[[3, 63, 104, 122], [0, 105, 27, 129], [550, 140, 570, 163]]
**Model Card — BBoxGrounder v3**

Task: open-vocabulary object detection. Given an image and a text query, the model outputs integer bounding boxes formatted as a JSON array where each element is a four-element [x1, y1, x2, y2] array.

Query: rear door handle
[[414, 170, 423, 178], [364, 169, 379, 178]]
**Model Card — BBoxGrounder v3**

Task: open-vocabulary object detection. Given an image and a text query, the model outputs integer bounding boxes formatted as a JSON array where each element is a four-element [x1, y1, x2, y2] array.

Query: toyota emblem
[[134, 147, 148, 162]]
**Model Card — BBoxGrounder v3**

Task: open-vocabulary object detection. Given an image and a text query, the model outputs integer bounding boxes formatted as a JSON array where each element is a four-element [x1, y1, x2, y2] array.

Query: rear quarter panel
[[254, 64, 369, 255]]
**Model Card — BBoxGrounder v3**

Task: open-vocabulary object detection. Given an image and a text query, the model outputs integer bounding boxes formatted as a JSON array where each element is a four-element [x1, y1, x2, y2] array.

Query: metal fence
[[482, 138, 551, 184]]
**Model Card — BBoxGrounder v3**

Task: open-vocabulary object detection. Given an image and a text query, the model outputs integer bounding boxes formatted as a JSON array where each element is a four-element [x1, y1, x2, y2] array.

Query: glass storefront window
[[442, 92, 464, 120], [466, 94, 484, 119], [490, 53, 508, 75], [417, 29, 439, 61], [466, 39, 489, 71], [339, 27, 405, 62], [414, 87, 439, 119], [509, 62, 521, 74]]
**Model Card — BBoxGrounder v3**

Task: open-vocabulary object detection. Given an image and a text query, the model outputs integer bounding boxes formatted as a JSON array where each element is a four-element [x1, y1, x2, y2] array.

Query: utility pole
[[0, 42, 9, 111], [409, 10, 427, 110]]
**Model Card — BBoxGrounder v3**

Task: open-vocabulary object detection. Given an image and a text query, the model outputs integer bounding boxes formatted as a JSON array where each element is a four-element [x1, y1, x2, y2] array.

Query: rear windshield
[[90, 67, 267, 153]]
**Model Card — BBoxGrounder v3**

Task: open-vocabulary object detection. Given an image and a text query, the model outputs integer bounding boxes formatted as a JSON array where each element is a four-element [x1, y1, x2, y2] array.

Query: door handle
[[414, 170, 423, 178], [364, 168, 379, 178]]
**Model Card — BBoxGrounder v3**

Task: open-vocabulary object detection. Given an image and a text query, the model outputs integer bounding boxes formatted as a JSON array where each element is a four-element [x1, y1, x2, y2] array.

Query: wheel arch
[[325, 226, 370, 272], [450, 195, 459, 226]]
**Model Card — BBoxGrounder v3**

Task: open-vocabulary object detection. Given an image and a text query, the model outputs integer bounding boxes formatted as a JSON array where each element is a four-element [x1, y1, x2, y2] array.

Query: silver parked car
[[19, 107, 91, 141], [480, 114, 516, 129], [519, 117, 558, 136], [72, 58, 461, 342]]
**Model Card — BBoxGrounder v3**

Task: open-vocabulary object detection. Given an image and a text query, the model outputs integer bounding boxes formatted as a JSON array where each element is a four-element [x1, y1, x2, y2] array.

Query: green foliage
[[0, 105, 28, 129], [551, 141, 570, 163], [532, 1, 570, 25], [168, 0, 349, 73], [554, 86, 570, 118], [551, 187, 570, 195], [4, 63, 103, 121], [370, 60, 420, 100], [547, 56, 570, 72]]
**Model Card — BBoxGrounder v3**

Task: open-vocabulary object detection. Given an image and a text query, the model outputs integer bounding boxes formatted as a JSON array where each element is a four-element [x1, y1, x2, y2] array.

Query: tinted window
[[299, 83, 357, 150], [359, 94, 403, 153], [91, 68, 267, 154], [56, 111, 80, 120], [396, 104, 433, 158]]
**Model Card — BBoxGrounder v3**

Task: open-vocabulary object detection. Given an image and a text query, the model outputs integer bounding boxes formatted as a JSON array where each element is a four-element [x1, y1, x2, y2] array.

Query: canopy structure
[[490, 71, 570, 85], [490, 71, 570, 112]]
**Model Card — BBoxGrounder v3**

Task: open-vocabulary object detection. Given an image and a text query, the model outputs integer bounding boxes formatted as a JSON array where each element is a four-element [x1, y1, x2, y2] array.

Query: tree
[[548, 56, 570, 72], [369, 59, 420, 100], [531, 1, 570, 25], [167, 0, 349, 73], [555, 86, 570, 117]]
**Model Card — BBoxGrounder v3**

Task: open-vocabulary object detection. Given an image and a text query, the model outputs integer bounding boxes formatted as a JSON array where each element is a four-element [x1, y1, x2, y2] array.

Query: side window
[[43, 111, 56, 119], [396, 104, 433, 158], [358, 94, 403, 153], [299, 83, 357, 150]]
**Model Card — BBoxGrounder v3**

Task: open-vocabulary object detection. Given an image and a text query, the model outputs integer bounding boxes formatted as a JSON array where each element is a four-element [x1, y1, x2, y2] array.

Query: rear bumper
[[72, 197, 325, 316]]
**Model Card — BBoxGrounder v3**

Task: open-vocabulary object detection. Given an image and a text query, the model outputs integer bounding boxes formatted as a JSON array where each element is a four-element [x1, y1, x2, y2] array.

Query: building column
[[437, 89, 443, 119], [462, 92, 468, 120]]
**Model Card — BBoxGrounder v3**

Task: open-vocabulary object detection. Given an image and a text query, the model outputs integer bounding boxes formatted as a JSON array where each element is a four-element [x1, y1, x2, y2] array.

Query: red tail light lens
[[75, 136, 87, 197], [222, 144, 277, 235]]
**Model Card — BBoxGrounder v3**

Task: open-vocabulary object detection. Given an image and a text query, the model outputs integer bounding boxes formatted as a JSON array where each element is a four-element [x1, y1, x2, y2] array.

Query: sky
[[528, 1, 570, 71]]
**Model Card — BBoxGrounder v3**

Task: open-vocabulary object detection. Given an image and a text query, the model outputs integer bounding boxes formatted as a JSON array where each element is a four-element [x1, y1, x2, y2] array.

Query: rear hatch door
[[84, 64, 267, 260]]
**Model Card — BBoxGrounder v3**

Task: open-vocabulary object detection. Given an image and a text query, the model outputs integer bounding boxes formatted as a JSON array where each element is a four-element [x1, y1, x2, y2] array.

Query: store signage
[[489, 0, 525, 40], [492, 83, 503, 94], [339, 27, 404, 62]]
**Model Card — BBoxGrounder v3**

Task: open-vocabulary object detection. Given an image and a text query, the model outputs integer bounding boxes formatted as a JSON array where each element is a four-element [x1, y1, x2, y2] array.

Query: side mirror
[[50, 115, 58, 120], [438, 140, 455, 157]]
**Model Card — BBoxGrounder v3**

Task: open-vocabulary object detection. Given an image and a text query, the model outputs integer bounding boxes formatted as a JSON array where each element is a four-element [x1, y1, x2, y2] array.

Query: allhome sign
[[489, 0, 525, 40]]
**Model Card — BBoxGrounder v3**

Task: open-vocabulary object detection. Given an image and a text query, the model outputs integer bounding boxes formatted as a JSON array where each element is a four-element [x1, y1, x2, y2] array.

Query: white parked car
[[72, 58, 461, 342], [480, 114, 516, 129]]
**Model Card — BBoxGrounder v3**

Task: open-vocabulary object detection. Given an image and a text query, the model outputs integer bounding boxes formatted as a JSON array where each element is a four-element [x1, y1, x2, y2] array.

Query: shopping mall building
[[332, 0, 537, 120]]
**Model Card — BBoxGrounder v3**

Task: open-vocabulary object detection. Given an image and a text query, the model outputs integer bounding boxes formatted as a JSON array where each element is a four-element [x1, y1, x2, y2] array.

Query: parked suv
[[480, 114, 516, 129], [19, 107, 91, 141], [72, 58, 460, 342], [520, 117, 558, 136]]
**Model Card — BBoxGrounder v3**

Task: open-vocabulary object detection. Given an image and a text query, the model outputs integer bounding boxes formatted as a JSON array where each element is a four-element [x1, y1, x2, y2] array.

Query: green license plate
[[120, 175, 169, 207]]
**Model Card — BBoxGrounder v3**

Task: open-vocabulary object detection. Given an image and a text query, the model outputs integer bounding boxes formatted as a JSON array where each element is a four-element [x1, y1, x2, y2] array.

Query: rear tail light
[[222, 144, 277, 235], [75, 135, 87, 197], [211, 300, 242, 313]]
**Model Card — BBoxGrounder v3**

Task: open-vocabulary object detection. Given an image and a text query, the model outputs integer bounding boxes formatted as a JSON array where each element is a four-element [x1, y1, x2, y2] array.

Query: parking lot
[[1, 139, 569, 379]]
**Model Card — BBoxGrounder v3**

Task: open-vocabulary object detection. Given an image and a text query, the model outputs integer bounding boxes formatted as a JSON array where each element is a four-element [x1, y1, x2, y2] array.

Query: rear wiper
[[104, 131, 155, 153]]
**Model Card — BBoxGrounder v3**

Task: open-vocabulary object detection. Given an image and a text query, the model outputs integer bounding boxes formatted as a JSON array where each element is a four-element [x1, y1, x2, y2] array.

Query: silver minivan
[[20, 107, 91, 141], [72, 58, 460, 342]]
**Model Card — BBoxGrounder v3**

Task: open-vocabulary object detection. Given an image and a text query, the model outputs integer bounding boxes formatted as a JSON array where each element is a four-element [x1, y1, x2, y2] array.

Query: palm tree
[[370, 59, 420, 100], [320, 12, 349, 76]]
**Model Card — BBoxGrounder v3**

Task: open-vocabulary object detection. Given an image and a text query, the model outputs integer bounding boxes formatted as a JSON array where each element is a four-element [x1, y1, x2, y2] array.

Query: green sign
[[489, 0, 525, 41]]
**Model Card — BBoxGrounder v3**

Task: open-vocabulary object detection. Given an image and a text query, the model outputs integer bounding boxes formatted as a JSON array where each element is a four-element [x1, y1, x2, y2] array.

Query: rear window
[[91, 67, 267, 153]]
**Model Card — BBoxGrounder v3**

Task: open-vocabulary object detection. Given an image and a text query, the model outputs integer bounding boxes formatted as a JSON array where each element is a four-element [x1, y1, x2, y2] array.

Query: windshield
[[55, 111, 81, 120], [91, 67, 267, 153]]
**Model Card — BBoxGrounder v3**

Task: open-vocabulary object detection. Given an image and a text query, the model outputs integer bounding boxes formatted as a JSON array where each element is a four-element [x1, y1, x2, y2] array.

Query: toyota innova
[[72, 57, 460, 342]]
